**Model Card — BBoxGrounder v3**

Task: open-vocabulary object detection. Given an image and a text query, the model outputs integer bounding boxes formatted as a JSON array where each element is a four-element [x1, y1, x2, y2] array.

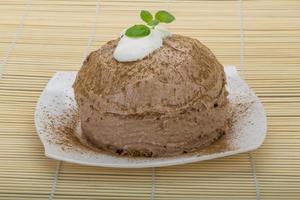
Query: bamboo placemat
[[0, 0, 300, 199]]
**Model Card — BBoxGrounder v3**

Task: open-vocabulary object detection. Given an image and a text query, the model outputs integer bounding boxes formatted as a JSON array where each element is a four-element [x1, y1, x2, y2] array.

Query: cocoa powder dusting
[[196, 99, 255, 155], [41, 98, 95, 154]]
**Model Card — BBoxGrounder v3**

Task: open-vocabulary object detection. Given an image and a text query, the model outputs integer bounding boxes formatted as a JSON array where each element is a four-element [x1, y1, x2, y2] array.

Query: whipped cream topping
[[113, 26, 171, 62]]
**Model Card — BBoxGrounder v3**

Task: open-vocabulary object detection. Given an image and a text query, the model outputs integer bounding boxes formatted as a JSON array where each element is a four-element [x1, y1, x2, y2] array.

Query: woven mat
[[1, 0, 300, 199]]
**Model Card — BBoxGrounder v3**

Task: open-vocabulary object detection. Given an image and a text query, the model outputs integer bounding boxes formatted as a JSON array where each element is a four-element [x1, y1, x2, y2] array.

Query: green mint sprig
[[125, 10, 175, 38]]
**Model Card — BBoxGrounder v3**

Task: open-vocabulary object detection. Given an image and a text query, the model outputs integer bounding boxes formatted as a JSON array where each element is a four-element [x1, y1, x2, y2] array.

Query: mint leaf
[[140, 10, 153, 23], [147, 19, 159, 27], [155, 10, 175, 23], [125, 24, 151, 38]]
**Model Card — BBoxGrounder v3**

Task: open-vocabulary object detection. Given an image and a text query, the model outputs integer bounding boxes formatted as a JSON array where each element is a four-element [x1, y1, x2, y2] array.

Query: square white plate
[[35, 66, 267, 168]]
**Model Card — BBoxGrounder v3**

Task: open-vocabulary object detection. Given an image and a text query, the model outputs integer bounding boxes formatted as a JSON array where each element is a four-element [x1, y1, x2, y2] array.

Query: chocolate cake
[[73, 34, 230, 157]]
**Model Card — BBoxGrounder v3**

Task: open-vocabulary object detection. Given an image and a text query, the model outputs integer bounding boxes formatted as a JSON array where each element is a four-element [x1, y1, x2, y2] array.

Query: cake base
[[82, 122, 229, 157], [79, 101, 231, 157]]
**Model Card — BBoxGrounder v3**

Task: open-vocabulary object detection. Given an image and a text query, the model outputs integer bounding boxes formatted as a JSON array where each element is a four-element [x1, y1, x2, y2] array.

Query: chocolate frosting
[[73, 34, 230, 157]]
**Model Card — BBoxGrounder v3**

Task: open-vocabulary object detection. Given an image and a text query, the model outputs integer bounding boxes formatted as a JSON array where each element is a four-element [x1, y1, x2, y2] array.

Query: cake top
[[73, 34, 226, 115]]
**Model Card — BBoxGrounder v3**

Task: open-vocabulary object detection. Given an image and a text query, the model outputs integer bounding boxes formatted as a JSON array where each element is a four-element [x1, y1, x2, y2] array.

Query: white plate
[[35, 66, 267, 168]]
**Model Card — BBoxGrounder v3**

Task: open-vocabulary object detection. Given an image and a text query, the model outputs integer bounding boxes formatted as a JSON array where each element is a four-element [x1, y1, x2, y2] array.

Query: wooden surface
[[0, 0, 300, 199]]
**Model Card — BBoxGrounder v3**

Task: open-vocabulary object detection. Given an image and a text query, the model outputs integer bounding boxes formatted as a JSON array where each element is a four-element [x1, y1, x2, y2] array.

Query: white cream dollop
[[113, 26, 171, 62], [155, 25, 171, 39]]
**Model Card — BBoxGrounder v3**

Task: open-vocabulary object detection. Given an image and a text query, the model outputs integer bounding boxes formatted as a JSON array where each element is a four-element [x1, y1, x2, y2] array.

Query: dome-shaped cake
[[73, 34, 230, 157]]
